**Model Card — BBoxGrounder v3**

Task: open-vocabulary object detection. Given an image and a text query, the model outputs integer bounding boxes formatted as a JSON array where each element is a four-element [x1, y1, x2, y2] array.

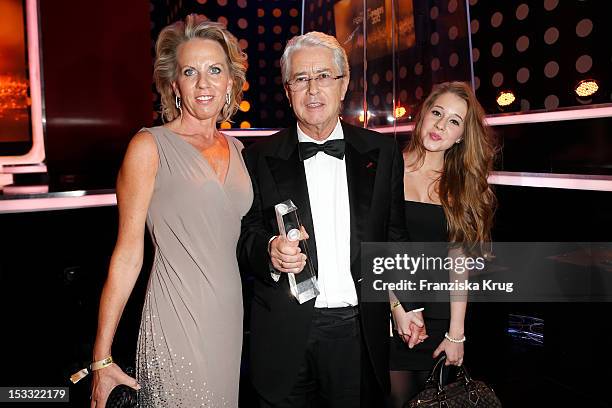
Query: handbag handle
[[427, 354, 475, 393], [420, 355, 483, 407]]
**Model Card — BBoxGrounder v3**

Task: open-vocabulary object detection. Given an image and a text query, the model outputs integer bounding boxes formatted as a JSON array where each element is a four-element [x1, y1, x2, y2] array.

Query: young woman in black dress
[[389, 82, 497, 407]]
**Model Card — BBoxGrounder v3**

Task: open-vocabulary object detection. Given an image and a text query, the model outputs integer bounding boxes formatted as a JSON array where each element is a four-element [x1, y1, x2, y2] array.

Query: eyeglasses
[[285, 73, 345, 91]]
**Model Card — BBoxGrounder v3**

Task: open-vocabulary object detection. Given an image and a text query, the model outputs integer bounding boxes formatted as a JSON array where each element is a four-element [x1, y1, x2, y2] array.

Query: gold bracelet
[[91, 356, 113, 371], [69, 356, 114, 384], [391, 300, 402, 310]]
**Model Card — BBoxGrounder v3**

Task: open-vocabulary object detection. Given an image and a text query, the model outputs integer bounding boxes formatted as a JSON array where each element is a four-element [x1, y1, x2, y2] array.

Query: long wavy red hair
[[405, 82, 497, 250]]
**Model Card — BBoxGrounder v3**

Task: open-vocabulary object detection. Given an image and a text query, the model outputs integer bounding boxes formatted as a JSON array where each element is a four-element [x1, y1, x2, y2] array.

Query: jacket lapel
[[265, 127, 319, 274], [344, 123, 379, 281], [265, 122, 380, 282]]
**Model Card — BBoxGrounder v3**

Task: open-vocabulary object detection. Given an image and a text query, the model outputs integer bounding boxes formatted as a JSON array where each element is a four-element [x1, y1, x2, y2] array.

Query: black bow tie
[[298, 139, 346, 161]]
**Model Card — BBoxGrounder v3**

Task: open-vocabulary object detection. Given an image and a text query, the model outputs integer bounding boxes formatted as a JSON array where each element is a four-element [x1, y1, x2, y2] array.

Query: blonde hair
[[154, 14, 247, 122], [406, 82, 497, 250]]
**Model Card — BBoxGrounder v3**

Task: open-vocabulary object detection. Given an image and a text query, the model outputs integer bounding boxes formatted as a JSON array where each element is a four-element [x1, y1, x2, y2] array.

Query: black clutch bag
[[406, 355, 502, 408], [106, 385, 137, 408], [105, 367, 137, 408]]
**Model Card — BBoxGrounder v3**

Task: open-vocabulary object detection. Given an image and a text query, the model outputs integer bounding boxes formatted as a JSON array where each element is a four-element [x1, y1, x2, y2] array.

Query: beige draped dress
[[136, 126, 253, 407]]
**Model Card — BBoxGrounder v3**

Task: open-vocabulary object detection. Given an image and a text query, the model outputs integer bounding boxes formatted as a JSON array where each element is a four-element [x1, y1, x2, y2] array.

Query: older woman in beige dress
[[89, 15, 252, 407]]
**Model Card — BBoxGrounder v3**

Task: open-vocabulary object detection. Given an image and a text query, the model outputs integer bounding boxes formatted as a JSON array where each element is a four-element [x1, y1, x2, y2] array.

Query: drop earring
[[175, 95, 181, 109], [225, 93, 231, 106]]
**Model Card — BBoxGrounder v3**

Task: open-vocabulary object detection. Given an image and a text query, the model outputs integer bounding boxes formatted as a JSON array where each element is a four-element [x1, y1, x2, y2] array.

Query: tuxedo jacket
[[237, 121, 414, 403]]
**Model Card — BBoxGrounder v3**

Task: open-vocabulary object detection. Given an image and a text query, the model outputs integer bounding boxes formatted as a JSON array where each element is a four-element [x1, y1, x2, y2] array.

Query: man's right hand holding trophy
[[269, 225, 310, 274]]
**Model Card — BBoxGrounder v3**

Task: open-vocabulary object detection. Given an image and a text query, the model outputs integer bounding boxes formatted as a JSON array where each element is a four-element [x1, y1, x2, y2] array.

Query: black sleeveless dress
[[390, 200, 450, 371]]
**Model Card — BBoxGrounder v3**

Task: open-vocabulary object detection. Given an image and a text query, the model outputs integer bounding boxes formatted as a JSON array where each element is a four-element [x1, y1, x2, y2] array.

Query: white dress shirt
[[297, 120, 358, 308]]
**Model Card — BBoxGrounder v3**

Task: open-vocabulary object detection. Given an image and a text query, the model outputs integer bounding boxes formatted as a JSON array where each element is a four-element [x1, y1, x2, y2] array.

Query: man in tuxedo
[[238, 31, 424, 407]]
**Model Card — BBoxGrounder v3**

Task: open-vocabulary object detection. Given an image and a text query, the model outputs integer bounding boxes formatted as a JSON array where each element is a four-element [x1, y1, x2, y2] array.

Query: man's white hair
[[280, 31, 349, 83]]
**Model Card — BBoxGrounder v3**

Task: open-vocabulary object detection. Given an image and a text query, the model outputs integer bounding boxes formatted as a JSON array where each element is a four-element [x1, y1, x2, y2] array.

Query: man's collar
[[297, 119, 343, 144]]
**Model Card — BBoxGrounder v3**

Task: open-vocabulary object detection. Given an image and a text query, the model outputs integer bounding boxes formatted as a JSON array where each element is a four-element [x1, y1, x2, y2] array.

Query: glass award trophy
[[275, 199, 320, 304]]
